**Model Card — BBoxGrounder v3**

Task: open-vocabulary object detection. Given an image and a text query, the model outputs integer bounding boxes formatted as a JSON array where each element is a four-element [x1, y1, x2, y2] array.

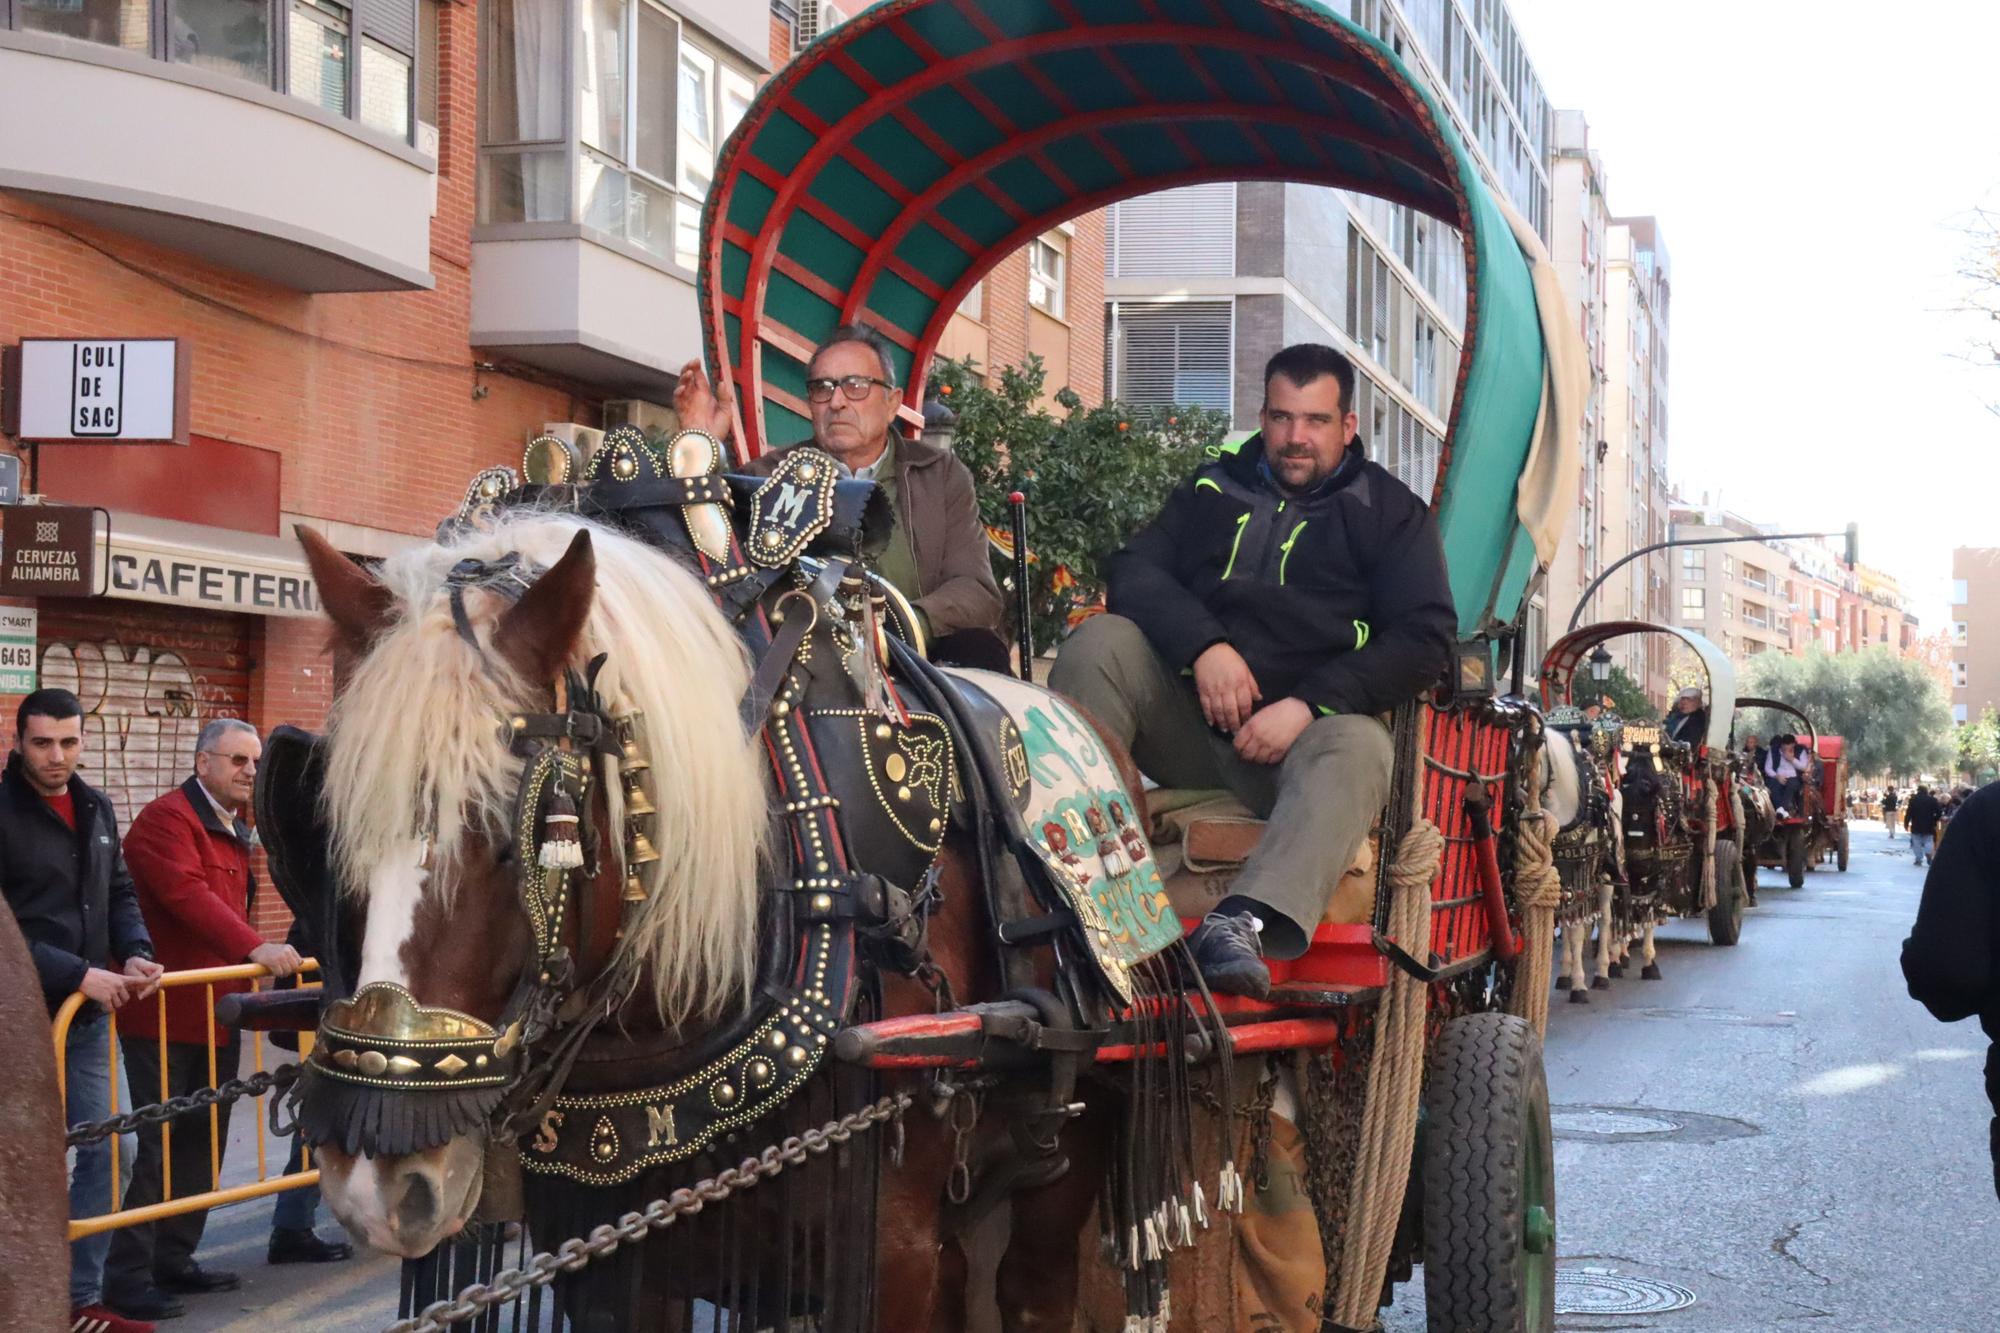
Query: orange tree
[[931, 355, 1227, 654]]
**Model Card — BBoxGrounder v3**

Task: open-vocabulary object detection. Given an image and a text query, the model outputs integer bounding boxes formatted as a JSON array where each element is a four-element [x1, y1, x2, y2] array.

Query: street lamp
[[1589, 644, 1613, 684]]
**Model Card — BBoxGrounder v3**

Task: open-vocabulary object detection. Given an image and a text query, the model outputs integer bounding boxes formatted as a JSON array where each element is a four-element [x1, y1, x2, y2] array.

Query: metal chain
[[66, 1063, 301, 1147], [384, 1091, 912, 1333]]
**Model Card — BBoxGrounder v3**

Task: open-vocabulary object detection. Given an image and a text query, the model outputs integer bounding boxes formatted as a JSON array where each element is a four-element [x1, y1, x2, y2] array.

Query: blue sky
[[1508, 0, 2000, 629]]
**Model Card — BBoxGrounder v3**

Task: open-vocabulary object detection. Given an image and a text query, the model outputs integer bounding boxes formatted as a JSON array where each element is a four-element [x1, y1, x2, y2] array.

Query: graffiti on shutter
[[36, 603, 252, 818]]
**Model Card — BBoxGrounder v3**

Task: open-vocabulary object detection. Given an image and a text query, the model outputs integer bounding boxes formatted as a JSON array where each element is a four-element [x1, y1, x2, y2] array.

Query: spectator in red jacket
[[105, 720, 301, 1318]]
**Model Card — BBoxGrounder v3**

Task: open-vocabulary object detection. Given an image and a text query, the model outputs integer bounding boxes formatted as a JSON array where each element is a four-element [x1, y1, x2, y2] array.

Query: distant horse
[[295, 513, 1108, 1331], [1545, 727, 1621, 1003], [1, 905, 72, 1330]]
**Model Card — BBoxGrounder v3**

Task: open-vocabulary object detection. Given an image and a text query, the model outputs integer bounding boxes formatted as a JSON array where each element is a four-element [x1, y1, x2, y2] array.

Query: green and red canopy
[[699, 0, 1552, 633]]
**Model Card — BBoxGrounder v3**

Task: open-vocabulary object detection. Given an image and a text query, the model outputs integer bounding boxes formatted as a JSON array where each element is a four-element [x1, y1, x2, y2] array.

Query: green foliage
[[1957, 707, 2000, 784], [1598, 665, 1654, 721], [1738, 647, 1955, 780], [934, 355, 1230, 651]]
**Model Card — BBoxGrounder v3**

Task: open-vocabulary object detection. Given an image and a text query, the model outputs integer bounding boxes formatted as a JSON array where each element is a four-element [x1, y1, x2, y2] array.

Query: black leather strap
[[738, 557, 848, 730]]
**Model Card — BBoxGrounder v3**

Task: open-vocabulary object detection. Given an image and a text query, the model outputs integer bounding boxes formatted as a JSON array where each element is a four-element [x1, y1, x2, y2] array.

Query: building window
[[16, 0, 149, 54], [1107, 299, 1232, 412], [1956, 620, 1969, 646], [360, 37, 413, 138], [289, 0, 352, 117], [1742, 563, 1768, 592], [1957, 703, 1971, 724], [1953, 579, 1970, 605], [1681, 547, 1705, 577], [1723, 593, 1734, 620], [1955, 662, 1970, 689], [1722, 554, 1735, 580], [956, 282, 984, 322], [1029, 237, 1067, 319], [1681, 587, 1705, 616], [172, 0, 274, 85]]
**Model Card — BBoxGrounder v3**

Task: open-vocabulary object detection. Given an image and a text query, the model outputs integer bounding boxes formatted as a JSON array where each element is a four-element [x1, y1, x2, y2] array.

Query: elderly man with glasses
[[676, 324, 1008, 670], [105, 719, 314, 1319]]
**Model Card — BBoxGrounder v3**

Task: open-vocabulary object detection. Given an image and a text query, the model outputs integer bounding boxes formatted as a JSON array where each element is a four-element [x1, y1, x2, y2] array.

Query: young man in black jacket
[[1051, 344, 1455, 997], [1906, 785, 1943, 868], [0, 688, 164, 1331], [1903, 780, 2000, 1197]]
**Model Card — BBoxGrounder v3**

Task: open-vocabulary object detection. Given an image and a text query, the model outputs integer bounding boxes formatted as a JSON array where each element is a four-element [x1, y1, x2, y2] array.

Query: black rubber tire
[[1785, 826, 1808, 888], [1421, 1012, 1556, 1333], [1708, 839, 1744, 946], [1837, 825, 1850, 872]]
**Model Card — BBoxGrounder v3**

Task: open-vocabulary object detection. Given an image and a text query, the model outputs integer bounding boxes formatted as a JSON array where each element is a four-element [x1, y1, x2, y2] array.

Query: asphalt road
[[163, 820, 1998, 1331]]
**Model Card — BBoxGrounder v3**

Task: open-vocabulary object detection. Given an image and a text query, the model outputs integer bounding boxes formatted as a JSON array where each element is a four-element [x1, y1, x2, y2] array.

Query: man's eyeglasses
[[201, 751, 257, 769], [806, 375, 895, 404]]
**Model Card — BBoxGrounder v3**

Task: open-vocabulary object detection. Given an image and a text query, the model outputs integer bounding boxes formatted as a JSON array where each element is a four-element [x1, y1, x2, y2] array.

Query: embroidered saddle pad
[[941, 668, 1181, 1001]]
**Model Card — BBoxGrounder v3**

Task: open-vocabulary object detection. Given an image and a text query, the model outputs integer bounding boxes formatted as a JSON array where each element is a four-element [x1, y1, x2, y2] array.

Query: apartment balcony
[[0, 30, 435, 292], [470, 232, 701, 399]]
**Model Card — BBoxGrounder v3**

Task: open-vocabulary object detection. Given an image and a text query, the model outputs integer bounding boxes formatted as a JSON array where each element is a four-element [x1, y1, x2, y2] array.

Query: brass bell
[[621, 774, 656, 819], [627, 825, 662, 866], [618, 715, 650, 774], [623, 870, 649, 903]]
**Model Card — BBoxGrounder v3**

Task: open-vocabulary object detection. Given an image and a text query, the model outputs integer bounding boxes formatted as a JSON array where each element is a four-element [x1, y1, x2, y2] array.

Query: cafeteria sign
[[0, 506, 96, 597], [2, 339, 190, 444]]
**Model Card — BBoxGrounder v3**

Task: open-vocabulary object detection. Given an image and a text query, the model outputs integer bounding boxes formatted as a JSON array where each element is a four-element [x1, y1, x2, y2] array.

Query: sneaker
[[268, 1227, 354, 1264], [73, 1303, 159, 1332], [1185, 909, 1272, 999]]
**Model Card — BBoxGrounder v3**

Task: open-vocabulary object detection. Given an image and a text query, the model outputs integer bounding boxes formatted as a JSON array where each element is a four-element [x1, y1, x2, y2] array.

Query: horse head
[[294, 515, 766, 1256]]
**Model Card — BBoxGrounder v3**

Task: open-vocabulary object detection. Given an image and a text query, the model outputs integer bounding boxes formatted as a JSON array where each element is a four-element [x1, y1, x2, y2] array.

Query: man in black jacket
[[0, 688, 164, 1330], [1906, 785, 1943, 868], [1052, 344, 1455, 997], [1903, 780, 2000, 1197]]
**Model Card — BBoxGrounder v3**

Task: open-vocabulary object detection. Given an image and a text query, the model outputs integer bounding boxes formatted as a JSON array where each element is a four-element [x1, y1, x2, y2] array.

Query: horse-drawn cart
[[241, 4, 1589, 1331], [1739, 699, 1848, 886], [1538, 625, 1754, 1000]]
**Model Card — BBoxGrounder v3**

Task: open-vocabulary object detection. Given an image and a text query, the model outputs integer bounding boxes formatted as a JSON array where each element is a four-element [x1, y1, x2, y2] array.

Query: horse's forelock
[[322, 510, 768, 1027]]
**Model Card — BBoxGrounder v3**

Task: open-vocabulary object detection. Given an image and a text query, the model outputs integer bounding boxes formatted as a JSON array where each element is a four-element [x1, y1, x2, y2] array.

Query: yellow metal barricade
[[53, 960, 322, 1240]]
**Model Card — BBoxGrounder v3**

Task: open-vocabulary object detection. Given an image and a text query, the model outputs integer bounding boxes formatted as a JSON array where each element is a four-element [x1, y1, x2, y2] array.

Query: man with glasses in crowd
[[105, 720, 311, 1321], [675, 325, 1009, 670], [0, 688, 164, 1333]]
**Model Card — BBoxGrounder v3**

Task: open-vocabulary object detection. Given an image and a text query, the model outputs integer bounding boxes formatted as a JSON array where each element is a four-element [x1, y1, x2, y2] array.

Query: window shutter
[[364, 0, 417, 55], [1109, 184, 1236, 278], [1110, 300, 1233, 412]]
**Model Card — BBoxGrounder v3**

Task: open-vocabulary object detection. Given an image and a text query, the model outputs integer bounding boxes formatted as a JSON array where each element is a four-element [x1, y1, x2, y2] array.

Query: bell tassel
[[540, 787, 586, 869]]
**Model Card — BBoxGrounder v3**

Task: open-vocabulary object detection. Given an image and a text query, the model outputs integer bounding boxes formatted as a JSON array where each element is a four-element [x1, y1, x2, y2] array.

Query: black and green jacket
[[1103, 434, 1455, 717]]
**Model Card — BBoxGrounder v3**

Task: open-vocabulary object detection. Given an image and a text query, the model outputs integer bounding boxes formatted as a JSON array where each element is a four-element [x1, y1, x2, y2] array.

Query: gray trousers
[[1050, 614, 1393, 959]]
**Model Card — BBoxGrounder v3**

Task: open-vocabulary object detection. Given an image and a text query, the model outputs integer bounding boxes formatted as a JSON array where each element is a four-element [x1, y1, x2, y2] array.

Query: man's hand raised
[[1234, 698, 1316, 766], [1193, 643, 1261, 734], [673, 360, 738, 445]]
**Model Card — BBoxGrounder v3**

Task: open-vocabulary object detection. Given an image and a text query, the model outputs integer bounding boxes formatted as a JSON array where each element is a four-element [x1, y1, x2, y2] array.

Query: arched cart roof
[[1541, 621, 1737, 752], [698, 0, 1555, 633]]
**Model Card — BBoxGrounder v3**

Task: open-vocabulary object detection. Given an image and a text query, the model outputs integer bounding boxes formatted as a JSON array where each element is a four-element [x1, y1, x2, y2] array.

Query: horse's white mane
[[322, 510, 767, 1024]]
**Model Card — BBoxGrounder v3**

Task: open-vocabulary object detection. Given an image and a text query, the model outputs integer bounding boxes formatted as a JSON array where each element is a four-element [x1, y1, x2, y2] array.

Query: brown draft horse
[[297, 511, 1112, 1331], [1, 904, 74, 1330]]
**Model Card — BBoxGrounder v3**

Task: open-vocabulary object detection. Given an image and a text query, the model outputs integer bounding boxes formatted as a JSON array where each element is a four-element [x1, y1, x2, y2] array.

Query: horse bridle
[[300, 558, 632, 1158]]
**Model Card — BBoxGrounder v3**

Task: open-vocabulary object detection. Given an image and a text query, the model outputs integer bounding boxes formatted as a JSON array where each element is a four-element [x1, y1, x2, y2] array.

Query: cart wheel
[[1837, 824, 1850, 872], [1785, 826, 1807, 888], [1707, 839, 1744, 946], [1421, 1012, 1556, 1333]]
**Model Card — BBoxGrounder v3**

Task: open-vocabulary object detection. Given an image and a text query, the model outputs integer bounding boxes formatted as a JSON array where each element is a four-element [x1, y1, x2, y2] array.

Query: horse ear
[[298, 525, 395, 658], [495, 529, 596, 684]]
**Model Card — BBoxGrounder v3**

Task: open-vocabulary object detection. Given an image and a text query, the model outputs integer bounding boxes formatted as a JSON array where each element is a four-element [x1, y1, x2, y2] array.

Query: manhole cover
[[1554, 1271, 1697, 1315], [1551, 1105, 1759, 1144], [1624, 1006, 1795, 1028]]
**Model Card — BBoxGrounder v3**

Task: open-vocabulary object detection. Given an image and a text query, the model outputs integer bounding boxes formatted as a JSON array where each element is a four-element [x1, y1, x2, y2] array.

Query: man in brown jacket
[[676, 325, 1008, 670]]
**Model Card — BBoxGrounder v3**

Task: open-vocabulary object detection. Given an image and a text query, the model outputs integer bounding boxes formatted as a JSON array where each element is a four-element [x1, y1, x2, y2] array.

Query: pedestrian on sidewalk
[[1883, 786, 1900, 841], [1902, 781, 2000, 1198], [106, 720, 301, 1321], [0, 688, 164, 1333], [1906, 785, 1943, 868]]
